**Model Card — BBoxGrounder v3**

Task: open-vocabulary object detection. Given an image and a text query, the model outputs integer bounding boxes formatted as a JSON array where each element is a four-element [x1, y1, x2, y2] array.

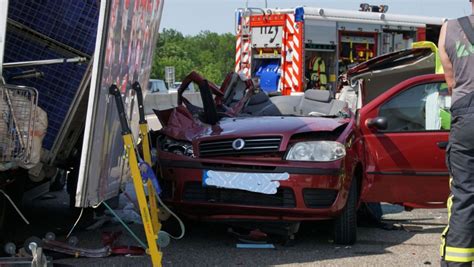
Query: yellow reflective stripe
[[445, 246, 474, 262], [447, 247, 474, 253], [447, 195, 453, 221], [445, 255, 474, 263], [440, 225, 449, 257], [440, 193, 454, 257]]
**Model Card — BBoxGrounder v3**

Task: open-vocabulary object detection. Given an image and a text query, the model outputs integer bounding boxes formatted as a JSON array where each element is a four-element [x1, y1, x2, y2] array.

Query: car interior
[[379, 82, 451, 132], [219, 72, 348, 118]]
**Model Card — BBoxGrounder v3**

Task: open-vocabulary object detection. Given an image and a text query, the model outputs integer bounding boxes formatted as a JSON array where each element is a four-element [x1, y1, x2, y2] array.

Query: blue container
[[255, 60, 281, 93]]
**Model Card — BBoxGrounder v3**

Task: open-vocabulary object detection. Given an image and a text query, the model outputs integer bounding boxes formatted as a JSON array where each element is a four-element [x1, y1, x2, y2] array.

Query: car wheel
[[333, 176, 358, 245]]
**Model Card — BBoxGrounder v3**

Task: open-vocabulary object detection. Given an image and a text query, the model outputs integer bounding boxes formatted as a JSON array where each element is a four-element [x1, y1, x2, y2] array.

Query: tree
[[151, 29, 236, 85]]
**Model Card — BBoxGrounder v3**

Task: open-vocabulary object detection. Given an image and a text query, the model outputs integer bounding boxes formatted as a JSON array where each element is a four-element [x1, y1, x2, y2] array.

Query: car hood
[[195, 116, 349, 141]]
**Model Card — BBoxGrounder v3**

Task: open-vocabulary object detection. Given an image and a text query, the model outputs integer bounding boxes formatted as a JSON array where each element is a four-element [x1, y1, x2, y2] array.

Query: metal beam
[[2, 57, 87, 68], [7, 19, 91, 59]]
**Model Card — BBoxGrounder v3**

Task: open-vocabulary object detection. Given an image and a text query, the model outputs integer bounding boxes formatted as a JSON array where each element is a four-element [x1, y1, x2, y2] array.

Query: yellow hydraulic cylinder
[[110, 83, 162, 267], [139, 122, 160, 233]]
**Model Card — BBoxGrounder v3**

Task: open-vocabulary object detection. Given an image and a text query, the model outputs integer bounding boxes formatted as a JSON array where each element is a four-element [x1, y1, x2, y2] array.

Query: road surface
[[3, 189, 447, 267]]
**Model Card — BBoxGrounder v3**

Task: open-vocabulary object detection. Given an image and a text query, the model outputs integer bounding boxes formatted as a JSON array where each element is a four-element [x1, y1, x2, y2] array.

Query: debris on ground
[[106, 203, 142, 225], [228, 228, 268, 244]]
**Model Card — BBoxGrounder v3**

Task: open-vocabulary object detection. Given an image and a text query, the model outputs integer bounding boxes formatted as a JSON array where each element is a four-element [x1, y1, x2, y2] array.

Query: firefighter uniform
[[308, 56, 328, 90], [441, 91, 474, 266], [440, 15, 474, 267]]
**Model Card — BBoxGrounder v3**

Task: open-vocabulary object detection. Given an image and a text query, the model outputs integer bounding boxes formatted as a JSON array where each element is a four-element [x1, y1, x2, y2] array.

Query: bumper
[[159, 163, 350, 222]]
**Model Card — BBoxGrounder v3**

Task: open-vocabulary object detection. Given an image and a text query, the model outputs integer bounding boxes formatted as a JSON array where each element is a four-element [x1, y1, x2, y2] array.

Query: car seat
[[242, 90, 281, 116], [299, 90, 347, 116]]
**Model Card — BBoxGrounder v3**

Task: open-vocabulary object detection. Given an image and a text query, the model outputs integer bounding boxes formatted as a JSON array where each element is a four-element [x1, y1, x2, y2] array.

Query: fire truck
[[234, 5, 447, 95]]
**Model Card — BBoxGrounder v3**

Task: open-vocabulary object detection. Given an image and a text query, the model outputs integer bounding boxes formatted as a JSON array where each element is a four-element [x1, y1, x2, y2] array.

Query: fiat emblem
[[232, 138, 246, 151]]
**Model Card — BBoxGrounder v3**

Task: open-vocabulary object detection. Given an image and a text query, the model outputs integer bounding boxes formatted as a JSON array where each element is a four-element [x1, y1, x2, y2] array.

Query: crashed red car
[[154, 47, 450, 245]]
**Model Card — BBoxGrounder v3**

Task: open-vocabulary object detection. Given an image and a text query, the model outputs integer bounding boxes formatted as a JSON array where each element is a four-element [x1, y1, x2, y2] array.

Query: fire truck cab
[[234, 5, 447, 95]]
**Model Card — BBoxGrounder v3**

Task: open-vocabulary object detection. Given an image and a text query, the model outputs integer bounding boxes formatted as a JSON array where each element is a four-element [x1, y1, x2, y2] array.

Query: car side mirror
[[366, 117, 388, 131]]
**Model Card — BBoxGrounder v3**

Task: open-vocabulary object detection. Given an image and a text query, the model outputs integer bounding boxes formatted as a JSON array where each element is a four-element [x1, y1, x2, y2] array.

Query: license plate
[[202, 170, 289, 195]]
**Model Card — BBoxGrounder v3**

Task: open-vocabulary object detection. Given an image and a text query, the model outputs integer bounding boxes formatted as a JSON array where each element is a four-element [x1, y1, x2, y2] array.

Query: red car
[[154, 47, 450, 245]]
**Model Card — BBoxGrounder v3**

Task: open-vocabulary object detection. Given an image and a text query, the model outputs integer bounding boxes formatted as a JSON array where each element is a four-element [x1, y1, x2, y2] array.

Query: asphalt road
[[3, 189, 448, 267]]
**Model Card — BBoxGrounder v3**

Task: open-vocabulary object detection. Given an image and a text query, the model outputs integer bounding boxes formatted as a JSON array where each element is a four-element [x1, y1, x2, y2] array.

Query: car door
[[359, 74, 450, 205]]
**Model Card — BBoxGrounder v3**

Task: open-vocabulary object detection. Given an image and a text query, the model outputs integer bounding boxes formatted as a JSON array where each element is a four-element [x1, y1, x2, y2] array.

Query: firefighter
[[438, 1, 474, 266], [308, 55, 328, 90]]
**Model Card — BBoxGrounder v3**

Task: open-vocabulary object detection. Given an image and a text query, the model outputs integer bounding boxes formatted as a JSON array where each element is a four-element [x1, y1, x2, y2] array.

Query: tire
[[199, 80, 219, 125], [333, 176, 358, 245]]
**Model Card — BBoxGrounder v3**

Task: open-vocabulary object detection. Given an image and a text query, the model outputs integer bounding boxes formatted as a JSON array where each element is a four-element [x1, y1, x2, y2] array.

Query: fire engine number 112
[[260, 27, 279, 42], [252, 26, 283, 48]]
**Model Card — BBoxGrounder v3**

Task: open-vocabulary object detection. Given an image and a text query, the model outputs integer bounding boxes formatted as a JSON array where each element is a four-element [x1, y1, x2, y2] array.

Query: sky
[[160, 0, 473, 35]]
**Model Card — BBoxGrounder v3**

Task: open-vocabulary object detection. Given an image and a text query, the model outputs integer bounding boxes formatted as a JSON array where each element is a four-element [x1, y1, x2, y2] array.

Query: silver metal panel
[[0, 0, 8, 78], [382, 25, 419, 32], [337, 22, 381, 33], [380, 32, 414, 54], [203, 170, 290, 195], [76, 0, 165, 207], [302, 7, 445, 26], [251, 26, 283, 48], [304, 20, 337, 45]]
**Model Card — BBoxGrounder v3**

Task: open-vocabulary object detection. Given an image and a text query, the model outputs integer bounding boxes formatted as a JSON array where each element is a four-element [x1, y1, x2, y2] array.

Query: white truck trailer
[[0, 0, 164, 235]]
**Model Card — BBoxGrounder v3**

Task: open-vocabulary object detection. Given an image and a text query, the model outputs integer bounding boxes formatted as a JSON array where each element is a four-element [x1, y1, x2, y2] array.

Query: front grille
[[201, 163, 277, 172], [199, 137, 281, 157], [303, 189, 338, 208], [183, 182, 296, 208]]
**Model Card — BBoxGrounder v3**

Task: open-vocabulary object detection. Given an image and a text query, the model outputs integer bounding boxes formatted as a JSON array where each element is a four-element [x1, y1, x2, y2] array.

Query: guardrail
[[144, 91, 203, 115]]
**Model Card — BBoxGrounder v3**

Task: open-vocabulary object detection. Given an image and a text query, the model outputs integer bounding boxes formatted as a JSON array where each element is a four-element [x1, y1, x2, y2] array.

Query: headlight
[[286, 141, 346, 162]]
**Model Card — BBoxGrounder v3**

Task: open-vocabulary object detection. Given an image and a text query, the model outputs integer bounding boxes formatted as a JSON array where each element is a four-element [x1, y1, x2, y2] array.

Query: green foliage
[[151, 29, 236, 85]]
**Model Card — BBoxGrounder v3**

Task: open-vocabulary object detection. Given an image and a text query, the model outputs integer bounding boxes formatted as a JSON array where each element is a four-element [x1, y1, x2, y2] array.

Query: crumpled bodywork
[[158, 106, 207, 142], [151, 70, 359, 224], [155, 71, 260, 142], [156, 71, 351, 142]]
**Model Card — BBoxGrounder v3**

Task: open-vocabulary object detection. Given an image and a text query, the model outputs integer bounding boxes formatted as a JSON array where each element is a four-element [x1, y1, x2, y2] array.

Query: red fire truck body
[[234, 6, 446, 95]]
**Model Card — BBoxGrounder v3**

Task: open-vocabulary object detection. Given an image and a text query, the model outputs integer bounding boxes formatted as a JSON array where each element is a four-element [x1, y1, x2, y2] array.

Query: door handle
[[437, 141, 448, 149]]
